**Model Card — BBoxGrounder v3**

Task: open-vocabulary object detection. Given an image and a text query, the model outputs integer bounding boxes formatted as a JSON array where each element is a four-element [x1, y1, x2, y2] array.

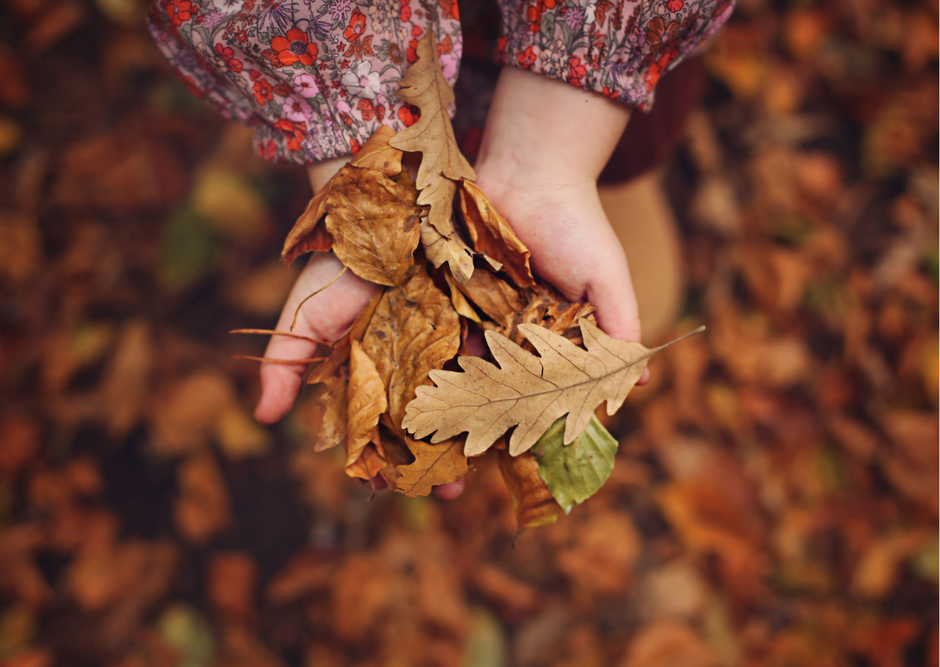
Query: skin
[[254, 67, 649, 498]]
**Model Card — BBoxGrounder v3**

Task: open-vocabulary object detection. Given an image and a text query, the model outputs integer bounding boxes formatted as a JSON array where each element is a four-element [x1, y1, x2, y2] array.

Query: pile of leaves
[[274, 32, 697, 529]]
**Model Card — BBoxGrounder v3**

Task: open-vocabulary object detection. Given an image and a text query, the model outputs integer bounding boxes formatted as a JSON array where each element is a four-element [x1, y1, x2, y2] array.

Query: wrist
[[475, 67, 631, 187], [305, 156, 350, 192]]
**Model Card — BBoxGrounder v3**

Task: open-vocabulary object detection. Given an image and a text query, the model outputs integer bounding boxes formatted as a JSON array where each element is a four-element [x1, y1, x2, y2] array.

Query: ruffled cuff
[[495, 0, 735, 110], [147, 0, 463, 164]]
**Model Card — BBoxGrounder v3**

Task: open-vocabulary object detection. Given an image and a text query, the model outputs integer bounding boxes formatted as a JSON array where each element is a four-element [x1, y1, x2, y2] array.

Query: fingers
[[254, 253, 379, 424], [584, 246, 651, 386], [433, 479, 465, 500]]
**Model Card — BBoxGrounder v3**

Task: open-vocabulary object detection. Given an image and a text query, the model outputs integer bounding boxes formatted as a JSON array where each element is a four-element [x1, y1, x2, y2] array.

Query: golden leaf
[[324, 165, 420, 287], [419, 212, 475, 283], [361, 269, 461, 431], [349, 124, 403, 176], [496, 445, 562, 532], [304, 290, 383, 452], [344, 341, 388, 479], [395, 435, 468, 498], [404, 320, 705, 457], [443, 270, 481, 323], [459, 181, 535, 288], [388, 31, 476, 283], [281, 127, 404, 267], [450, 268, 525, 329]]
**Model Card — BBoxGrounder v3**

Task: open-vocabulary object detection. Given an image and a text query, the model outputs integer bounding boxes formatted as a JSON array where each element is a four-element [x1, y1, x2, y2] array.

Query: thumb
[[254, 253, 379, 424], [584, 256, 651, 386]]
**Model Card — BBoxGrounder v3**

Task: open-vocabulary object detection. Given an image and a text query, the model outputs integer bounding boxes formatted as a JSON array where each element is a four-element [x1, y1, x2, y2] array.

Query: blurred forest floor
[[0, 0, 937, 666]]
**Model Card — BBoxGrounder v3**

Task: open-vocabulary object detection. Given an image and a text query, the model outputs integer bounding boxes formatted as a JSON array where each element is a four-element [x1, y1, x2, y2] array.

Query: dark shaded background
[[0, 0, 937, 666]]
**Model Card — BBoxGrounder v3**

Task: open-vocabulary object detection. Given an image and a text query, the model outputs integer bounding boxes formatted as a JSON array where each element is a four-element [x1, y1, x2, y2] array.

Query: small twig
[[229, 329, 330, 346], [232, 355, 328, 365]]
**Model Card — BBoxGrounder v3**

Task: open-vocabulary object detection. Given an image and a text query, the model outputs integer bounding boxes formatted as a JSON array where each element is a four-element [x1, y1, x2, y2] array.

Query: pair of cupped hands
[[254, 68, 648, 499]]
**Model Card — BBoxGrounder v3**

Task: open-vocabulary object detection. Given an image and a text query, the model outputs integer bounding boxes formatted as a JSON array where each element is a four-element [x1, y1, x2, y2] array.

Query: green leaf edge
[[530, 414, 618, 514]]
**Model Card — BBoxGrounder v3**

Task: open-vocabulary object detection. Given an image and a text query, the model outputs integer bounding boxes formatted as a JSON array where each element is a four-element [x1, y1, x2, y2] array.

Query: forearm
[[475, 67, 631, 188]]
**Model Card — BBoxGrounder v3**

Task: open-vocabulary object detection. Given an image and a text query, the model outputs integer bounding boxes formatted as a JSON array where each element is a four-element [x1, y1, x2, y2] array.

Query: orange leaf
[[459, 181, 535, 288]]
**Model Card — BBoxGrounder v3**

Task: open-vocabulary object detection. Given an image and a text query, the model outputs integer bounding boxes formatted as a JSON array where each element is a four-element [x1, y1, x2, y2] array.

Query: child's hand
[[474, 67, 649, 382]]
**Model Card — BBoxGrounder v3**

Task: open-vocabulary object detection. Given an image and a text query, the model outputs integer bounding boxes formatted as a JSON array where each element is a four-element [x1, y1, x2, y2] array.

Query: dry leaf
[[419, 213, 475, 283], [361, 269, 461, 431], [324, 165, 419, 287], [281, 191, 333, 267], [459, 181, 535, 288], [502, 283, 596, 348], [496, 445, 562, 532], [405, 320, 704, 456], [349, 125, 403, 176], [344, 341, 388, 480], [451, 268, 525, 329], [388, 31, 476, 282], [443, 270, 481, 323], [303, 289, 383, 452], [281, 127, 403, 266], [395, 435, 468, 498]]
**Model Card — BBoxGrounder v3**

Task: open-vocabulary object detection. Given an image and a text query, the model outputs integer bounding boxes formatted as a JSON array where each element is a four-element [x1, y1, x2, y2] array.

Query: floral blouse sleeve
[[496, 0, 735, 109], [147, 0, 733, 164]]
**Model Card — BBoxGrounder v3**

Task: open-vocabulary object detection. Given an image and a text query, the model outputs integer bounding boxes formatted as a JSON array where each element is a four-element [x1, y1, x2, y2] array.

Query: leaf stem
[[290, 265, 348, 332]]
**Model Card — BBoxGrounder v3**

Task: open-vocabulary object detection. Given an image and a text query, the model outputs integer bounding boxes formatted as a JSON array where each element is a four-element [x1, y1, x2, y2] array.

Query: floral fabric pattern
[[496, 0, 735, 109], [148, 0, 734, 164]]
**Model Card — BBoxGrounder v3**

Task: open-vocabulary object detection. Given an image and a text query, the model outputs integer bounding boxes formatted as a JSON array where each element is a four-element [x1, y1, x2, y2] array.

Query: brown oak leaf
[[404, 320, 705, 457], [361, 268, 461, 431], [388, 31, 476, 282]]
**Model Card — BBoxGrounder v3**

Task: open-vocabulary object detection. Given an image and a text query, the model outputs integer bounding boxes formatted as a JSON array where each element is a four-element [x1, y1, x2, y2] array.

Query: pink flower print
[[282, 95, 312, 122], [291, 73, 318, 98]]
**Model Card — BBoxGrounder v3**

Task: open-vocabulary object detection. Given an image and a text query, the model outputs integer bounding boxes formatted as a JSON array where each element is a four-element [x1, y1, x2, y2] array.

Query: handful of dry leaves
[[263, 33, 701, 531]]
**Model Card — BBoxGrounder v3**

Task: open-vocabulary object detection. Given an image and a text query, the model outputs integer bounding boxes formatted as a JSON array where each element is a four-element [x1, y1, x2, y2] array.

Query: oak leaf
[[281, 127, 403, 266], [324, 165, 420, 287], [388, 31, 476, 282], [344, 340, 388, 479], [419, 213, 475, 283], [459, 181, 535, 288], [403, 320, 705, 457]]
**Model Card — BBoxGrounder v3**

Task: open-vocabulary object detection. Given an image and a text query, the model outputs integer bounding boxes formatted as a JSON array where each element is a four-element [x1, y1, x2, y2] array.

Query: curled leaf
[[388, 31, 476, 283], [496, 444, 563, 532], [281, 126, 403, 266], [459, 181, 534, 288], [344, 341, 388, 479]]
